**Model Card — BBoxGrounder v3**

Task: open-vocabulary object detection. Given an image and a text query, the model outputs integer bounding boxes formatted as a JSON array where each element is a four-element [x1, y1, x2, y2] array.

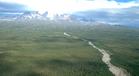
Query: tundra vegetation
[[0, 20, 138, 76]]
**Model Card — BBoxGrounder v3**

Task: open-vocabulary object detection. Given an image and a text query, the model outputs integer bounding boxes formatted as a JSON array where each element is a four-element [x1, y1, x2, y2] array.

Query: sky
[[0, 0, 139, 14], [0, 0, 139, 26]]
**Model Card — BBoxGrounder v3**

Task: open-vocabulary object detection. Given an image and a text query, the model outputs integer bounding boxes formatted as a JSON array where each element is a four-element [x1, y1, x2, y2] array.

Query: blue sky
[[1, 0, 139, 13], [0, 0, 139, 26], [114, 0, 135, 2]]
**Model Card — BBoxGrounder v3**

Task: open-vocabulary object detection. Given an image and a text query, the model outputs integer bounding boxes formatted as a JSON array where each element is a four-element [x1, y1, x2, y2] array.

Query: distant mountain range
[[16, 11, 48, 20], [0, 11, 138, 28], [0, 11, 95, 22]]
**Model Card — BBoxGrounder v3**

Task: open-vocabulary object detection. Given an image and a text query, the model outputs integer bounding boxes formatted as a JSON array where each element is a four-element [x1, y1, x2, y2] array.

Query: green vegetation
[[64, 23, 139, 76], [0, 20, 113, 76], [0, 20, 139, 76]]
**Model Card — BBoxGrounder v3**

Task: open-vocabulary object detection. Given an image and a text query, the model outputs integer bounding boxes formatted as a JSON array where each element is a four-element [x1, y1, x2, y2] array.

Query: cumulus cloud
[[71, 5, 139, 26], [0, 0, 139, 26], [0, 2, 30, 13], [0, 2, 31, 18], [0, 0, 139, 14]]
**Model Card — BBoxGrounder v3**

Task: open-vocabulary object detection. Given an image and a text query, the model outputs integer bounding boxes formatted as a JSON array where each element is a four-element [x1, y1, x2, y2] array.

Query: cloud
[[0, 0, 139, 14], [0, 2, 31, 18], [0, 2, 30, 13], [0, 0, 139, 27], [72, 6, 139, 26]]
